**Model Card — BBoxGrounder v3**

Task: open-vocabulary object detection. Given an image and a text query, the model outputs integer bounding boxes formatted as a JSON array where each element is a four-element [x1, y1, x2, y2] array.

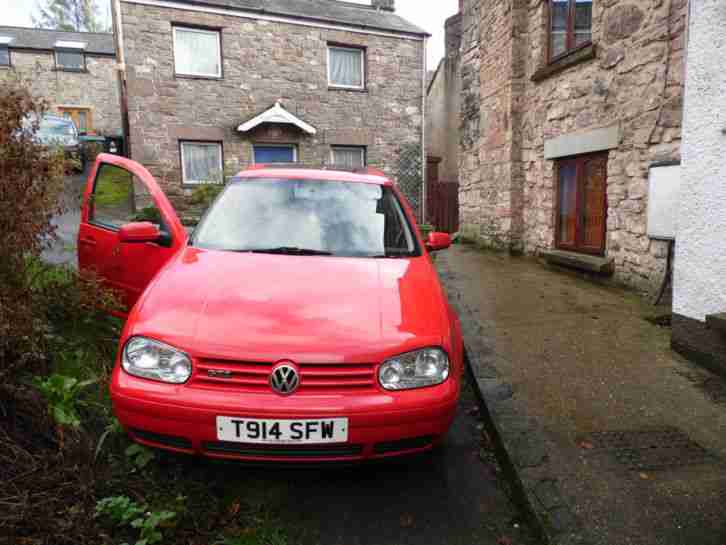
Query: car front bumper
[[111, 369, 460, 463]]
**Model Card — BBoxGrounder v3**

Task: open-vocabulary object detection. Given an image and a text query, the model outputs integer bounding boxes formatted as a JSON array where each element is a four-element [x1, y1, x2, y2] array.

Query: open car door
[[78, 153, 186, 316]]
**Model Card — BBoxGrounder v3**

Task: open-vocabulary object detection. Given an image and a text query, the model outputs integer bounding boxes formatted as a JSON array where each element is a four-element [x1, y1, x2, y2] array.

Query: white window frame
[[327, 45, 365, 90], [180, 141, 224, 185], [55, 49, 85, 71], [330, 146, 366, 168], [173, 26, 222, 78], [252, 144, 298, 164]]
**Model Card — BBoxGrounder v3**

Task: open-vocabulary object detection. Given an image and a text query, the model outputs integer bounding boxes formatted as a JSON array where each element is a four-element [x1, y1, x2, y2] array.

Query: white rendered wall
[[674, 0, 726, 321]]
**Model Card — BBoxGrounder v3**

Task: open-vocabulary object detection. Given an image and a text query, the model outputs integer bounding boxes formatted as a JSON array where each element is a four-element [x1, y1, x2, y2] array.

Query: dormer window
[[54, 41, 87, 71], [0, 37, 13, 67]]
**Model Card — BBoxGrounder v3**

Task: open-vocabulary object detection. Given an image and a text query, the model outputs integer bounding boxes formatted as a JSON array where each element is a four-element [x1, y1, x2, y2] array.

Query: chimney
[[371, 0, 395, 12]]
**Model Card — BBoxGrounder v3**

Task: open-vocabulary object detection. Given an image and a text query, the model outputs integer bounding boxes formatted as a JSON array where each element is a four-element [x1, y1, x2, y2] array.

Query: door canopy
[[237, 101, 317, 135]]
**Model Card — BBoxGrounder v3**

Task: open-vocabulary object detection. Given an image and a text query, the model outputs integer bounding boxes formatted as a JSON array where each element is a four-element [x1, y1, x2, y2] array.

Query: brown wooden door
[[556, 152, 607, 255]]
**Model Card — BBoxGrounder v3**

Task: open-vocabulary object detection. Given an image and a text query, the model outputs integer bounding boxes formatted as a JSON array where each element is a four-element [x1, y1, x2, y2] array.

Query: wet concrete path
[[440, 244, 726, 545]]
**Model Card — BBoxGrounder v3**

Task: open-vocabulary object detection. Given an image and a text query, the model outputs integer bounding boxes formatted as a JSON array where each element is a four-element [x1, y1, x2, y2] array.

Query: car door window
[[90, 163, 168, 235]]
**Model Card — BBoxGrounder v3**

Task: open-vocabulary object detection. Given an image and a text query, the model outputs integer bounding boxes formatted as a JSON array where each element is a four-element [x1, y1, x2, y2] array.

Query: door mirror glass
[[118, 222, 162, 244], [426, 232, 451, 252], [90, 163, 169, 238]]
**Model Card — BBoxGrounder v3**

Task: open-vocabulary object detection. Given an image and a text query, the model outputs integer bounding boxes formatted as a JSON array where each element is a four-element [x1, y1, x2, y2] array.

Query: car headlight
[[122, 336, 192, 384], [378, 348, 450, 391]]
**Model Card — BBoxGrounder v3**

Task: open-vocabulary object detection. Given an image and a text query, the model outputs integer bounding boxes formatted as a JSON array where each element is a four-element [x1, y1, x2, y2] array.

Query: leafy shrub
[[189, 183, 225, 207], [132, 206, 163, 224], [0, 82, 118, 381], [32, 373, 96, 427], [125, 443, 155, 470], [96, 495, 177, 545]]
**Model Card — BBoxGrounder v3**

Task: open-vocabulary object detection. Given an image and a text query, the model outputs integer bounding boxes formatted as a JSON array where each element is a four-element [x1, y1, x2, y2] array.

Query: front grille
[[373, 436, 434, 454], [203, 441, 364, 458], [130, 428, 193, 450], [192, 359, 377, 393]]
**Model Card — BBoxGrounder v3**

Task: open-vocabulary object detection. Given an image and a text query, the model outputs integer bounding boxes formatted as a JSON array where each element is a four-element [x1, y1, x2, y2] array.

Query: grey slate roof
[[0, 26, 115, 56], [165, 0, 429, 36]]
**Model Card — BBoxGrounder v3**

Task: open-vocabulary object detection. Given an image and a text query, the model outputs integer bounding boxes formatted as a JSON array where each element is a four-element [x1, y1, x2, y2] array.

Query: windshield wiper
[[233, 247, 333, 256], [372, 250, 414, 258]]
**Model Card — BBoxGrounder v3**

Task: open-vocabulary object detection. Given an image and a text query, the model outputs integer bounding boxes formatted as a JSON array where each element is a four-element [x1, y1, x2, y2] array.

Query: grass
[[93, 168, 133, 207]]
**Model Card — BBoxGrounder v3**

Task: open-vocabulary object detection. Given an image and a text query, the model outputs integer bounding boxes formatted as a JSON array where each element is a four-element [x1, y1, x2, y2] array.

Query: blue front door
[[254, 145, 295, 163]]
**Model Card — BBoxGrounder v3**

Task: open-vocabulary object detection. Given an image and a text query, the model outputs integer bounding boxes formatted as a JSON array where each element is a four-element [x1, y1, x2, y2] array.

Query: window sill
[[531, 44, 596, 83], [328, 86, 368, 94], [175, 74, 223, 81], [54, 68, 88, 73]]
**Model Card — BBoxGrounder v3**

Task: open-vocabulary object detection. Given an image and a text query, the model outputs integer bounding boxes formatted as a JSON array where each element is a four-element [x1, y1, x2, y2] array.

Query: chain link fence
[[396, 143, 424, 223]]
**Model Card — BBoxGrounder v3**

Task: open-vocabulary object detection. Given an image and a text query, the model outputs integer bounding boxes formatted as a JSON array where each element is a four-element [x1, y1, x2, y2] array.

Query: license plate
[[216, 417, 348, 444]]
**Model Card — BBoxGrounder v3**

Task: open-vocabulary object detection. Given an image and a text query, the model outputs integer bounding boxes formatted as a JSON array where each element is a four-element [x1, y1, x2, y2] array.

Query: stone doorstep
[[706, 313, 726, 336], [541, 249, 615, 275]]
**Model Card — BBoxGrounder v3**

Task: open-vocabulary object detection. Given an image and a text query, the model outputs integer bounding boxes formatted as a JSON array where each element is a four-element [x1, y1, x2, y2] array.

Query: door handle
[[80, 237, 97, 246]]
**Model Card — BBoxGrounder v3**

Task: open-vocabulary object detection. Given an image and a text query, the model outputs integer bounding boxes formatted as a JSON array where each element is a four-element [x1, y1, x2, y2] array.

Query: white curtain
[[331, 147, 364, 169], [330, 47, 363, 87], [175, 28, 220, 76], [183, 143, 222, 184]]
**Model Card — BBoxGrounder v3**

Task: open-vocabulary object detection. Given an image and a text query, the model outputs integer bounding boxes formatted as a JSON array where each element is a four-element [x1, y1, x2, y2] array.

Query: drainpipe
[[112, 0, 131, 157], [421, 35, 427, 225]]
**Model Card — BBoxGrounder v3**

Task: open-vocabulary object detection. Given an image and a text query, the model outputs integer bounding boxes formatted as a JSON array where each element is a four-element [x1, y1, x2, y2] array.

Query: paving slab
[[437, 244, 726, 545]]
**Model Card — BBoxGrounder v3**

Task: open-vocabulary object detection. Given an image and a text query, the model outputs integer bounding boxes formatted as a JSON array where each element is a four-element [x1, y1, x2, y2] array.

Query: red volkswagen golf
[[79, 154, 463, 463]]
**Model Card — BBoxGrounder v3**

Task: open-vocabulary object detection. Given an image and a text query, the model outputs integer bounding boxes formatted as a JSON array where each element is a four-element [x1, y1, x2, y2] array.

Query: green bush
[[0, 83, 117, 381], [32, 373, 97, 427], [96, 495, 177, 545]]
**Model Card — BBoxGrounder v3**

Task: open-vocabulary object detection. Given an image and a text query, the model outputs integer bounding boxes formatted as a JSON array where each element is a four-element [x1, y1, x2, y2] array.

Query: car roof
[[234, 166, 393, 186], [41, 115, 74, 124]]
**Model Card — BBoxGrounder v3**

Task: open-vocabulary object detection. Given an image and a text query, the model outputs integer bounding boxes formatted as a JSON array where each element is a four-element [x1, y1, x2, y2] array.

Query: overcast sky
[[2, 0, 458, 67]]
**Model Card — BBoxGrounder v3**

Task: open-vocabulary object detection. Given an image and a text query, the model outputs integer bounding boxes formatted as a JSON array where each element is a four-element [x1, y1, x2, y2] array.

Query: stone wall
[[458, 0, 481, 233], [119, 1, 424, 213], [460, 0, 687, 292], [0, 50, 121, 135]]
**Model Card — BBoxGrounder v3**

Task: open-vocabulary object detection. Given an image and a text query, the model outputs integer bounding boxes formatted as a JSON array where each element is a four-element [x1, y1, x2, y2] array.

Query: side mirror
[[425, 232, 452, 252], [118, 222, 162, 244]]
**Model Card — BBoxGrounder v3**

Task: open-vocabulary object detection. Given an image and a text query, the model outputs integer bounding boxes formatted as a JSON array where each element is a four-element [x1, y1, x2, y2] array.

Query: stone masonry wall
[[0, 50, 122, 135], [120, 1, 424, 212], [458, 0, 481, 231], [461, 0, 687, 293]]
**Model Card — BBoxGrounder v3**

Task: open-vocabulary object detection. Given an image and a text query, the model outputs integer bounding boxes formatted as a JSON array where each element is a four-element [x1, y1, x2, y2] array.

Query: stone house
[[0, 26, 121, 135], [112, 0, 428, 214], [672, 0, 726, 375], [457, 0, 687, 293]]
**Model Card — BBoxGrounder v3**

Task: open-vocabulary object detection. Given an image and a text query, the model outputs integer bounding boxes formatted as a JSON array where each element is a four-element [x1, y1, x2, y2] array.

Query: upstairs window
[[0, 46, 9, 67], [328, 45, 365, 89], [55, 41, 87, 71], [0, 37, 12, 67], [174, 26, 222, 78], [549, 0, 592, 62]]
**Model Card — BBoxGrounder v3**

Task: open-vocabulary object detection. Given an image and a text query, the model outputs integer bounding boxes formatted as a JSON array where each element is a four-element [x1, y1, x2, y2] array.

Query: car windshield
[[37, 117, 77, 143], [192, 178, 419, 258]]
